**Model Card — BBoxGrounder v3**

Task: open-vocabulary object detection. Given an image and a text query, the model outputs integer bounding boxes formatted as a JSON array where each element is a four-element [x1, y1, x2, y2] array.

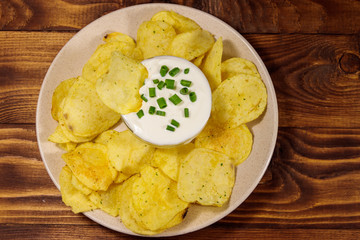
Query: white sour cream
[[121, 56, 212, 147]]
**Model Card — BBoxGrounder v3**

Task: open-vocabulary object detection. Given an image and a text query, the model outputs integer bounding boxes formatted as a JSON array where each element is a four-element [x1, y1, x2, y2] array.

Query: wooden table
[[1, 0, 360, 239]]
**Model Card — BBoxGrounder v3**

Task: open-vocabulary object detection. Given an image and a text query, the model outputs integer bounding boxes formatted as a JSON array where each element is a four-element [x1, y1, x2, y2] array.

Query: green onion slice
[[180, 79, 192, 87], [180, 87, 189, 95], [156, 110, 166, 116], [169, 67, 180, 77], [160, 65, 169, 77], [166, 125, 175, 131], [157, 81, 166, 90], [136, 109, 144, 119], [184, 68, 190, 74], [141, 94, 148, 102], [171, 119, 180, 128], [149, 106, 156, 115], [165, 79, 175, 89], [169, 94, 182, 105], [149, 87, 156, 98], [189, 92, 197, 102], [157, 97, 167, 109], [153, 79, 159, 84], [184, 108, 189, 118]]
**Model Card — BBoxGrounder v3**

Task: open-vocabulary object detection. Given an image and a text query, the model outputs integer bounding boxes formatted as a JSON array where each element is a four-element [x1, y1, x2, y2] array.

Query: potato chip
[[177, 148, 235, 206], [82, 38, 142, 84], [89, 183, 123, 217], [114, 171, 131, 184], [192, 54, 205, 67], [62, 142, 114, 191], [212, 74, 267, 128], [60, 77, 120, 138], [51, 77, 76, 121], [195, 119, 253, 165], [137, 20, 176, 59], [151, 143, 194, 181], [169, 29, 215, 61], [130, 166, 189, 231], [48, 124, 70, 144], [118, 175, 160, 235], [100, 130, 155, 175], [59, 166, 97, 213], [71, 173, 92, 196], [58, 142, 78, 152], [201, 37, 223, 91], [96, 52, 148, 114], [221, 57, 260, 80], [151, 11, 200, 33]]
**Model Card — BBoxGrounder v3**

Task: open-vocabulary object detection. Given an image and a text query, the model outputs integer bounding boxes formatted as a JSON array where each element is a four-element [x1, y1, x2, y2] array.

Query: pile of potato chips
[[49, 10, 267, 235]]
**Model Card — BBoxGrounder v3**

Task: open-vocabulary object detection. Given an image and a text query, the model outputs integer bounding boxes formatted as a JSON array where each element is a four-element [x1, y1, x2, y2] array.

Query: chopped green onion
[[136, 109, 144, 119], [160, 65, 169, 77], [180, 79, 192, 87], [189, 92, 197, 102], [157, 81, 166, 90], [184, 108, 189, 118], [149, 87, 156, 97], [153, 79, 159, 84], [157, 97, 167, 109], [169, 67, 180, 77], [180, 87, 189, 95], [171, 119, 180, 128], [169, 94, 182, 105], [165, 79, 175, 89], [156, 110, 166, 116], [184, 68, 190, 74], [166, 125, 175, 131], [149, 106, 156, 115], [141, 94, 148, 102]]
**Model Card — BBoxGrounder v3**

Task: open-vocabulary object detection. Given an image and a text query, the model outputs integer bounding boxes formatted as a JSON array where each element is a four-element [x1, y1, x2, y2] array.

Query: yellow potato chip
[[96, 52, 148, 114], [103, 32, 136, 45], [62, 142, 114, 191], [151, 143, 194, 181], [82, 39, 142, 84], [137, 20, 176, 59], [71, 173, 92, 196], [201, 37, 223, 91], [51, 77, 77, 121], [169, 29, 215, 61], [89, 183, 123, 217], [100, 130, 155, 175], [114, 171, 131, 184], [59, 166, 97, 213], [151, 11, 200, 33], [192, 54, 205, 67], [60, 76, 120, 137], [212, 74, 267, 128], [48, 124, 70, 144], [130, 166, 189, 231], [177, 148, 235, 206], [221, 57, 261, 80], [195, 119, 253, 165], [58, 142, 78, 152], [118, 175, 160, 235]]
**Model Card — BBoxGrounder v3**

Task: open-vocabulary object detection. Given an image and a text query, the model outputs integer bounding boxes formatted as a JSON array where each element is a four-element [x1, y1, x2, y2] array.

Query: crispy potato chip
[[177, 148, 235, 206], [59, 166, 97, 213], [60, 77, 120, 137], [71, 173, 92, 196], [114, 171, 131, 184], [96, 52, 148, 114], [151, 143, 194, 181], [48, 124, 70, 144], [82, 39, 142, 84], [89, 183, 123, 217], [118, 175, 160, 235], [212, 74, 267, 128], [51, 77, 77, 121], [137, 20, 176, 59], [221, 57, 260, 80], [100, 130, 155, 175], [192, 54, 205, 67], [130, 166, 189, 231], [195, 119, 253, 165], [169, 29, 214, 61], [62, 142, 114, 191], [151, 11, 200, 33], [201, 37, 223, 91], [58, 142, 78, 152]]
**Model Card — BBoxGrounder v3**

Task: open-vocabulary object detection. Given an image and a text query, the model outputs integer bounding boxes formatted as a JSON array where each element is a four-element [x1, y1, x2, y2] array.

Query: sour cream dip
[[122, 56, 212, 147]]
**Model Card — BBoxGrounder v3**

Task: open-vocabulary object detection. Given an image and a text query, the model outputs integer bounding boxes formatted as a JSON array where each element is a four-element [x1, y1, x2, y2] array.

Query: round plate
[[36, 3, 278, 237]]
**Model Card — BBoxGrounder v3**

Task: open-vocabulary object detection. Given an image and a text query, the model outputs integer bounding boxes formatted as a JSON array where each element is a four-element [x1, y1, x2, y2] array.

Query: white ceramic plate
[[36, 3, 278, 237]]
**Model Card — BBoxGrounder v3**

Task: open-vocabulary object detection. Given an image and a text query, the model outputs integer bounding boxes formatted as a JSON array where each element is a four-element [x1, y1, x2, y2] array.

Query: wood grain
[[0, 0, 359, 34], [1, 32, 359, 127]]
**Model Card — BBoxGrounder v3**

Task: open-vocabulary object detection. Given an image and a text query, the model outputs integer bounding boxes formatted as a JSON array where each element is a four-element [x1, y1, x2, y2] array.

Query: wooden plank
[[1, 125, 359, 229], [0, 32, 359, 127], [0, 0, 359, 34]]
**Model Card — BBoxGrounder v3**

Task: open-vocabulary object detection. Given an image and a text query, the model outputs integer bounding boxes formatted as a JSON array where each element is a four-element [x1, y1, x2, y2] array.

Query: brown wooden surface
[[1, 0, 360, 239]]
